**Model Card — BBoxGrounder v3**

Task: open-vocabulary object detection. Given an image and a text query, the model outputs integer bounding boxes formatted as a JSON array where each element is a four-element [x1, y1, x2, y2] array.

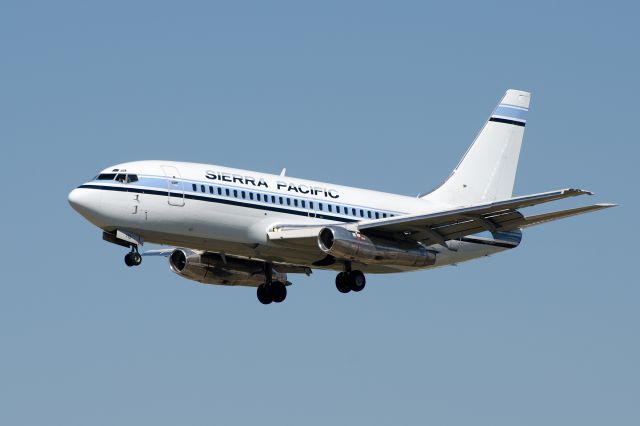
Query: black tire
[[271, 281, 287, 303], [124, 252, 135, 267], [336, 272, 351, 293], [131, 252, 142, 266], [257, 284, 273, 305], [349, 270, 366, 292]]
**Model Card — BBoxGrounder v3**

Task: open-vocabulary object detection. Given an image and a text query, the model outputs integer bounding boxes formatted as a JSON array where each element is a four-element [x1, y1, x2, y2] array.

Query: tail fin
[[421, 89, 531, 206]]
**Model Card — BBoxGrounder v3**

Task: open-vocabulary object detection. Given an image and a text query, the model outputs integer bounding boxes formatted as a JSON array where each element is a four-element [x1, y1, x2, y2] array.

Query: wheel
[[124, 252, 135, 267], [335, 272, 351, 293], [348, 270, 366, 292], [271, 281, 287, 303], [131, 252, 142, 266], [257, 284, 273, 305]]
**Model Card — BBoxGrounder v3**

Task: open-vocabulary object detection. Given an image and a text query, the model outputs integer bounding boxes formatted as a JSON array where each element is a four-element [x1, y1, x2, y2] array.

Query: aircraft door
[[161, 165, 185, 206]]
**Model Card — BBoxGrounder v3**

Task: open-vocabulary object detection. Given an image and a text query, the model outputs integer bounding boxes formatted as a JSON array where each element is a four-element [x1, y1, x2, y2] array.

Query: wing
[[357, 188, 608, 246], [503, 203, 616, 229]]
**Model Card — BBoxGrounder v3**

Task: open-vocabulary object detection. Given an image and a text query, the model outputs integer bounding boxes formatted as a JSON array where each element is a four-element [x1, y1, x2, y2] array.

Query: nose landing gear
[[124, 246, 142, 267]]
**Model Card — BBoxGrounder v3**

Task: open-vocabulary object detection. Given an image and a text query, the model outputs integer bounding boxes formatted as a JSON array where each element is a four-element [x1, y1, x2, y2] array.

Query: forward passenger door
[[161, 165, 185, 206]]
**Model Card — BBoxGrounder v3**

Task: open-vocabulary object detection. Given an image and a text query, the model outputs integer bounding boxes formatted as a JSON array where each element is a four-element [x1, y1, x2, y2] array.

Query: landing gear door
[[161, 165, 185, 206]]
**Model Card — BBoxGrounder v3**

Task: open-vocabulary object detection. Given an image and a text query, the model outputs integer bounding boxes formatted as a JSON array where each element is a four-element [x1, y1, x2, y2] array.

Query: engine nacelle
[[169, 249, 287, 286], [317, 226, 436, 267]]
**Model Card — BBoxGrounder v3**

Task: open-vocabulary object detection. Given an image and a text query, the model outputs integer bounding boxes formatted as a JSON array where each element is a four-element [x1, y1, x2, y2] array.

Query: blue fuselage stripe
[[79, 184, 359, 223]]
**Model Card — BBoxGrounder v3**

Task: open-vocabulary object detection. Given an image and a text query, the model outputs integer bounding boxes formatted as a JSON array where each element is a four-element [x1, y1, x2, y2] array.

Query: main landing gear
[[257, 281, 287, 305], [124, 246, 142, 267], [335, 264, 366, 294], [257, 263, 287, 305]]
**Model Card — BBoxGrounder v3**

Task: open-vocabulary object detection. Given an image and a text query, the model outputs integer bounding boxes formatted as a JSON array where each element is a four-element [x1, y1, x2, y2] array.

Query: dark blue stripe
[[79, 184, 358, 223], [489, 117, 526, 127]]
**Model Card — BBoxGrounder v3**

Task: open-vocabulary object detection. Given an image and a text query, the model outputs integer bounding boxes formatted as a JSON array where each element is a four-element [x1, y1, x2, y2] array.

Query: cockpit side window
[[115, 174, 127, 183], [126, 174, 138, 183], [97, 173, 116, 180]]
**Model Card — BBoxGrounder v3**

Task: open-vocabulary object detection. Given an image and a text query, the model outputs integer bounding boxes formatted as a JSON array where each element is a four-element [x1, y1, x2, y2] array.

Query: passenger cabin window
[[336, 206, 340, 214], [368, 211, 372, 218], [192, 184, 197, 191], [319, 203, 323, 211], [209, 186, 214, 194], [375, 212, 380, 219], [226, 189, 230, 196], [293, 199, 298, 207], [382, 213, 387, 218], [241, 191, 246, 199], [360, 209, 364, 217], [328, 205, 332, 212], [201, 185, 205, 192], [352, 208, 357, 216], [233, 190, 238, 198], [218, 187, 222, 195], [249, 193, 254, 200]]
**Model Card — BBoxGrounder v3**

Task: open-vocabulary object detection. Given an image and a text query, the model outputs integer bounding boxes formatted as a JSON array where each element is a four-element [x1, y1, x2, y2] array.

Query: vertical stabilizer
[[422, 89, 531, 206]]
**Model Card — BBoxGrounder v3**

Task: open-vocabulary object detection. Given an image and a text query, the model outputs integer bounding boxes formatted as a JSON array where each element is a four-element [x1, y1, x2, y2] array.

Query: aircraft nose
[[68, 188, 85, 211], [68, 187, 100, 217]]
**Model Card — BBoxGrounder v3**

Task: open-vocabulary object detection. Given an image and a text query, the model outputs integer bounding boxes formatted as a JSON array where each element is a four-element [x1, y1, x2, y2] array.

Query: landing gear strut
[[335, 263, 366, 293], [124, 246, 142, 267], [257, 263, 287, 305]]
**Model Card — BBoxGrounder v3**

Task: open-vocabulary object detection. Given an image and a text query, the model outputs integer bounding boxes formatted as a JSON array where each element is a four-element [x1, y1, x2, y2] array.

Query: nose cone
[[68, 188, 87, 212], [68, 187, 103, 223]]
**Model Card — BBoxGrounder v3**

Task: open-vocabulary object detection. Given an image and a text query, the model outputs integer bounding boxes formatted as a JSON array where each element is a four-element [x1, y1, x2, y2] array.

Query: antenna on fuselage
[[280, 168, 286, 176]]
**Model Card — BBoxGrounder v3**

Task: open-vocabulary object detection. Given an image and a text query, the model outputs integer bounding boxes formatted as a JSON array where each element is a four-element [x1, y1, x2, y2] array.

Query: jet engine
[[168, 248, 287, 286], [317, 226, 436, 267]]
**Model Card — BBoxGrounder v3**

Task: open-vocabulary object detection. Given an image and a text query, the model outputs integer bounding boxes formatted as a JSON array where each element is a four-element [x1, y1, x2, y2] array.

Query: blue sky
[[1, 1, 638, 425]]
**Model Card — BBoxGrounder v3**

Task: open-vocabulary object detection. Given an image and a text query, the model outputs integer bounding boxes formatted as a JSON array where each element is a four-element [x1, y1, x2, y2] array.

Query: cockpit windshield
[[97, 173, 117, 180], [96, 173, 138, 183]]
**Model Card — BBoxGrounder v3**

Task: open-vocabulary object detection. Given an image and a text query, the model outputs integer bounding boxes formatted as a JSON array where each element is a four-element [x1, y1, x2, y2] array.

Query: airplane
[[68, 89, 615, 305]]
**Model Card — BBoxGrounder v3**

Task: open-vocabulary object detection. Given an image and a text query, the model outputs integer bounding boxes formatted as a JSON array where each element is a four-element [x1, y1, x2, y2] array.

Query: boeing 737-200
[[68, 89, 614, 304]]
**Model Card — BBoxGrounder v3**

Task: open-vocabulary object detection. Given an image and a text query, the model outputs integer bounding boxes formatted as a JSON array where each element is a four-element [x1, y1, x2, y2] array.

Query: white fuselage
[[69, 160, 519, 273]]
